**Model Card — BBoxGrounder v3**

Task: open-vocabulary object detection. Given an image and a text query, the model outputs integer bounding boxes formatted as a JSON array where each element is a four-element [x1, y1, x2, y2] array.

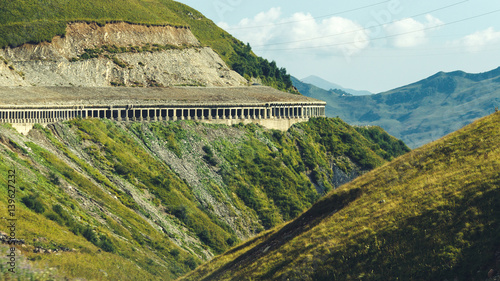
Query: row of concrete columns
[[0, 104, 326, 124]]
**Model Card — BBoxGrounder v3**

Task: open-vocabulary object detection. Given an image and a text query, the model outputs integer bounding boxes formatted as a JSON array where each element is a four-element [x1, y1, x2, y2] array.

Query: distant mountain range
[[301, 75, 373, 96], [293, 67, 500, 148]]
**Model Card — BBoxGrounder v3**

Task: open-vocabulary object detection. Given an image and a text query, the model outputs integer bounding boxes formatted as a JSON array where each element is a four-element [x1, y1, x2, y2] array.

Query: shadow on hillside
[[202, 187, 363, 281], [312, 179, 500, 281]]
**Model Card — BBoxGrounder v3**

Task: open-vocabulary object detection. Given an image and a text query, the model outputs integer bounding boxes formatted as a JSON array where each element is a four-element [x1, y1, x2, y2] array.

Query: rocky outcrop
[[2, 22, 200, 61], [0, 22, 246, 87], [0, 59, 29, 86]]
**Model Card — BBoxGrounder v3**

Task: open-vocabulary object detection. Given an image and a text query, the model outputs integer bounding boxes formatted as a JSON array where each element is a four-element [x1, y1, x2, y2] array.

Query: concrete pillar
[[170, 109, 175, 121]]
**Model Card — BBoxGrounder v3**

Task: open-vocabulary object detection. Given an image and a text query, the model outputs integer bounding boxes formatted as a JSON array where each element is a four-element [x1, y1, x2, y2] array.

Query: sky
[[177, 0, 500, 93]]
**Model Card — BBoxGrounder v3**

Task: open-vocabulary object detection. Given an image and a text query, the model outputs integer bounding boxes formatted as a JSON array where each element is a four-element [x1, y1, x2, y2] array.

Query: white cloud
[[454, 27, 500, 53], [384, 14, 443, 48], [218, 8, 282, 46], [217, 7, 369, 57]]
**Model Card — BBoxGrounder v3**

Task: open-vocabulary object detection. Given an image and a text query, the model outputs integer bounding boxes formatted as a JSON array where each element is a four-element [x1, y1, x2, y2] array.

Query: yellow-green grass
[[181, 111, 500, 280], [0, 178, 177, 280], [0, 117, 409, 280], [0, 124, 197, 280]]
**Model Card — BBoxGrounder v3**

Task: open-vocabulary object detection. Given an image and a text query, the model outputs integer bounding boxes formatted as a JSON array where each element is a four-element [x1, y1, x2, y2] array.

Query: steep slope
[[293, 68, 500, 148], [0, 118, 408, 280], [0, 0, 293, 90], [181, 111, 500, 281], [301, 75, 373, 96]]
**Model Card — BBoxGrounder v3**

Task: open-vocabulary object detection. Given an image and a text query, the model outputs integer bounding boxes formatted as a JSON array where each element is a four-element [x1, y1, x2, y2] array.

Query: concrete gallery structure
[[0, 86, 326, 134]]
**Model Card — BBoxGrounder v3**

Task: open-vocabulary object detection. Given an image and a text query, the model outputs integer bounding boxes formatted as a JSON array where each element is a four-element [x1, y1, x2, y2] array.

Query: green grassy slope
[[0, 118, 407, 280], [293, 68, 500, 148], [0, 0, 293, 91], [181, 111, 500, 281]]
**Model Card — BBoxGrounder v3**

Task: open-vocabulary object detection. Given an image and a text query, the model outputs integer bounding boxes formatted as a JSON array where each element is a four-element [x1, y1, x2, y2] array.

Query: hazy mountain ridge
[[301, 75, 373, 96], [181, 111, 500, 281], [293, 67, 500, 148]]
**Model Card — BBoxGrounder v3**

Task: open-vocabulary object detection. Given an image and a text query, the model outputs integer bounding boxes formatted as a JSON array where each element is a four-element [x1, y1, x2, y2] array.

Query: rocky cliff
[[0, 22, 246, 87]]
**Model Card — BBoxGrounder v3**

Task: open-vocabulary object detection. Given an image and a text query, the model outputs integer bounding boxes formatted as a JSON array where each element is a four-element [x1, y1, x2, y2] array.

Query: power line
[[224, 0, 391, 30], [251, 0, 468, 47], [254, 8, 500, 52], [355, 44, 500, 58]]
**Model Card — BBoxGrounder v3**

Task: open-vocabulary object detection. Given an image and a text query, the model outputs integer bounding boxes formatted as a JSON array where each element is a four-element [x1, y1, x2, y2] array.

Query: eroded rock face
[[0, 22, 246, 87], [2, 22, 200, 61]]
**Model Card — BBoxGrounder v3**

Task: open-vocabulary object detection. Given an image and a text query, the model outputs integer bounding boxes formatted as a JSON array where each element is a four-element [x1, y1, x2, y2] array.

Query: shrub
[[99, 235, 116, 253], [112, 56, 127, 68], [170, 248, 180, 257], [49, 172, 60, 185], [202, 145, 218, 166], [184, 256, 198, 270], [21, 194, 45, 213], [82, 226, 98, 244], [45, 211, 63, 224]]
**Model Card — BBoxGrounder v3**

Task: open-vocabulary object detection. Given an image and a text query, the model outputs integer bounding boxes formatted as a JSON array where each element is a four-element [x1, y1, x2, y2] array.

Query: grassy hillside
[[0, 0, 293, 91], [293, 67, 500, 148], [0, 118, 407, 280], [181, 111, 500, 281]]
